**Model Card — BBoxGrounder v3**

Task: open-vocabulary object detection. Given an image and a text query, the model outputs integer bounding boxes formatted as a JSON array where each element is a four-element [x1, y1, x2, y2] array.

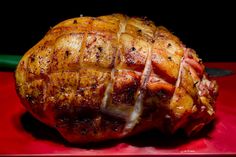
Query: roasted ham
[[15, 14, 218, 143]]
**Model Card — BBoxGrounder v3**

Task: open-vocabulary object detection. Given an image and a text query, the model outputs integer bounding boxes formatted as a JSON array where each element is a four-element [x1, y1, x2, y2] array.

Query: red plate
[[1, 62, 236, 156]]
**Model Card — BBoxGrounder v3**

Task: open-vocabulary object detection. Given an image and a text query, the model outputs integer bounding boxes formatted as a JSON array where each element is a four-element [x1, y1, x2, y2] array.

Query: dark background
[[1, 0, 236, 61]]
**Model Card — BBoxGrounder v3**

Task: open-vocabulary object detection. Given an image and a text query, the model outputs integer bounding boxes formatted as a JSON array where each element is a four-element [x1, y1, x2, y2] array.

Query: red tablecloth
[[0, 62, 236, 155]]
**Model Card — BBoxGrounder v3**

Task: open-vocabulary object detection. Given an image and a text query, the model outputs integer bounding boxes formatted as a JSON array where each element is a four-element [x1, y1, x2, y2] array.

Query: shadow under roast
[[20, 112, 216, 149]]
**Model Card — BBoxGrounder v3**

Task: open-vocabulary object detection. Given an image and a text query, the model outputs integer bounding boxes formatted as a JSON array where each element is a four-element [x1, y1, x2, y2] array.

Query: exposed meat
[[15, 14, 218, 144]]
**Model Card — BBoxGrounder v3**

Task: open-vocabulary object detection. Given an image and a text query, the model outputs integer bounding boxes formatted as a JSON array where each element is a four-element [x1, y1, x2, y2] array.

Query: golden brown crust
[[15, 14, 218, 143]]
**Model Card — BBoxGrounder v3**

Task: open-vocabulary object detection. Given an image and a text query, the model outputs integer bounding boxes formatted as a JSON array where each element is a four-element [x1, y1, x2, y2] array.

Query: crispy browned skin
[[15, 14, 218, 143]]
